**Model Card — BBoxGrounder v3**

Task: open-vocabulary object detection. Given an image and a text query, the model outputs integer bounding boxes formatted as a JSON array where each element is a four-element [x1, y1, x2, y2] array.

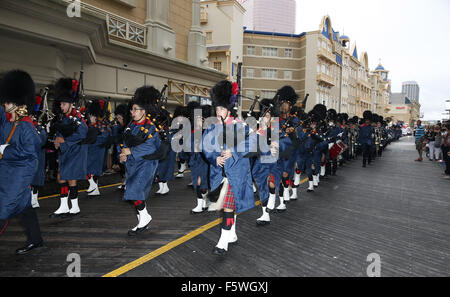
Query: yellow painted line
[[38, 183, 123, 201], [38, 170, 191, 201], [103, 177, 309, 277]]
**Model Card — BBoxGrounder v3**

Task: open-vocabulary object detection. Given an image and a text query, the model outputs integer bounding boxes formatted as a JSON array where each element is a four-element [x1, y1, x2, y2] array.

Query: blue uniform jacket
[[57, 111, 88, 180], [188, 131, 210, 191], [0, 107, 40, 220], [202, 117, 257, 213], [32, 124, 47, 187], [87, 120, 110, 176], [251, 127, 278, 203], [359, 125, 373, 145], [120, 120, 160, 201]]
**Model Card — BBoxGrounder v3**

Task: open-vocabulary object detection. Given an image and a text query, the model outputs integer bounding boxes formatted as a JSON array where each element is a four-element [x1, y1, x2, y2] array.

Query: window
[[284, 48, 293, 58], [206, 31, 212, 43], [262, 47, 278, 57], [247, 46, 256, 55], [246, 68, 254, 78], [284, 70, 292, 80], [261, 91, 276, 99], [213, 61, 222, 72], [262, 69, 277, 79], [321, 64, 326, 74], [246, 90, 255, 99]]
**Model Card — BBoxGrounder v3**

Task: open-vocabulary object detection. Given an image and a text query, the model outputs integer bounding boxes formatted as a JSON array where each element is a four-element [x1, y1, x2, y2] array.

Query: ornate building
[[0, 0, 226, 108]]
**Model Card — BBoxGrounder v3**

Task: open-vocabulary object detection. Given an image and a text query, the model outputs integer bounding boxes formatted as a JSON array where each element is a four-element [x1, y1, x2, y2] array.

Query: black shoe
[[362, 164, 366, 168], [49, 212, 69, 218], [190, 210, 205, 215], [213, 247, 226, 256], [127, 224, 150, 236], [16, 242, 44, 255], [256, 220, 270, 226]]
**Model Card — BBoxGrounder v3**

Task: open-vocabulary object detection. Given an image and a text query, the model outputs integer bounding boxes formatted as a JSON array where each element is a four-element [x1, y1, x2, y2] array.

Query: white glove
[[0, 144, 10, 154]]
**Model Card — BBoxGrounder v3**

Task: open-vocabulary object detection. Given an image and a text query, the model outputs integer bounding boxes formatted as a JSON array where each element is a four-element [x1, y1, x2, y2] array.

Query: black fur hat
[[186, 101, 201, 125], [115, 104, 128, 118], [308, 110, 321, 123], [327, 109, 337, 122], [312, 104, 327, 121], [337, 113, 348, 124], [210, 80, 235, 111], [131, 86, 160, 114], [259, 98, 280, 118], [275, 86, 298, 106], [173, 105, 188, 119], [363, 110, 373, 122], [348, 116, 359, 124], [372, 113, 379, 123], [86, 99, 107, 118], [54, 77, 77, 103], [201, 104, 212, 119], [0, 69, 36, 112]]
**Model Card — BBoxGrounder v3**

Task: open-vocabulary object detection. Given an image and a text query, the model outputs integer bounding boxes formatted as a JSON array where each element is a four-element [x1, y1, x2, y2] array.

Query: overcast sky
[[295, 0, 450, 120]]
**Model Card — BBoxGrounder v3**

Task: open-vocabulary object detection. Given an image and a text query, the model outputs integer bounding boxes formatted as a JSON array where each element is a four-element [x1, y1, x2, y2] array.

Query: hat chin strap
[[6, 104, 17, 113]]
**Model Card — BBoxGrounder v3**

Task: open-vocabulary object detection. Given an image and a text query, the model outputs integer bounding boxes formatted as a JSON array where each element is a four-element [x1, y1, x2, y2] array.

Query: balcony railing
[[317, 73, 335, 87], [317, 48, 336, 64], [107, 14, 146, 47]]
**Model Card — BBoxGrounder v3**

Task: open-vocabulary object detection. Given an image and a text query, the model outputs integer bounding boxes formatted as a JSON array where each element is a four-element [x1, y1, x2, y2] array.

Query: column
[[145, 0, 175, 58], [188, 0, 207, 67]]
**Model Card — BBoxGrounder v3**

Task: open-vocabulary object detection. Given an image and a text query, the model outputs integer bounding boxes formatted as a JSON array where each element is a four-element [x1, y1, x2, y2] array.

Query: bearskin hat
[[348, 116, 359, 125], [86, 99, 107, 118], [173, 105, 188, 119], [363, 110, 373, 122], [210, 80, 237, 111], [131, 86, 160, 114], [115, 104, 128, 118], [337, 113, 348, 124], [54, 77, 79, 104], [186, 101, 201, 125], [0, 70, 36, 112], [312, 104, 327, 121], [201, 104, 212, 119], [259, 98, 280, 118], [327, 109, 337, 122], [308, 110, 321, 123], [275, 85, 298, 106]]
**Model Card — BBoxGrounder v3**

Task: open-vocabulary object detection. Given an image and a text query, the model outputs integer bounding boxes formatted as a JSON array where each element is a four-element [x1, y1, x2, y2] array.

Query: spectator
[[442, 121, 450, 179], [414, 120, 425, 162]]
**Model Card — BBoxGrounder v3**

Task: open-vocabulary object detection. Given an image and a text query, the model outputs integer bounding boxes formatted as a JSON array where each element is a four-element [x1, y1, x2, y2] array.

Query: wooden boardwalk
[[1, 136, 449, 277]]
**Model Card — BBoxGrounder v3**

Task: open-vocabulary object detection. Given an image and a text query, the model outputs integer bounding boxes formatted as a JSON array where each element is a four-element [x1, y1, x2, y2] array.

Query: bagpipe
[[36, 87, 55, 134], [0, 105, 29, 160]]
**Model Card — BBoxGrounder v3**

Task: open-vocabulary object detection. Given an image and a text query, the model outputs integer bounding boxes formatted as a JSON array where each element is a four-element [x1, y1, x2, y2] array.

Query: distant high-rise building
[[402, 81, 420, 102], [239, 0, 296, 34]]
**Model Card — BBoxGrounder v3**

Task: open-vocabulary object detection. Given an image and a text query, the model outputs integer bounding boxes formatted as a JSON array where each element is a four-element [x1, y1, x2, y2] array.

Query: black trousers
[[19, 207, 43, 245], [443, 146, 450, 175], [362, 144, 372, 166]]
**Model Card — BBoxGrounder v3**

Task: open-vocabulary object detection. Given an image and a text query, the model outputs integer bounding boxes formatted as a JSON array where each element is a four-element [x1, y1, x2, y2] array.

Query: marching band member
[[119, 86, 161, 236], [50, 78, 88, 218], [30, 94, 48, 208], [276, 86, 299, 207], [359, 111, 374, 168], [202, 80, 256, 256], [112, 104, 129, 190], [189, 103, 212, 214], [252, 98, 280, 225], [86, 99, 111, 196], [0, 70, 44, 254], [154, 100, 175, 196]]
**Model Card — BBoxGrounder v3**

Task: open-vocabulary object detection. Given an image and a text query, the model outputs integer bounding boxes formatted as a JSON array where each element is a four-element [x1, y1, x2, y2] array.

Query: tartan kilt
[[223, 184, 236, 210]]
